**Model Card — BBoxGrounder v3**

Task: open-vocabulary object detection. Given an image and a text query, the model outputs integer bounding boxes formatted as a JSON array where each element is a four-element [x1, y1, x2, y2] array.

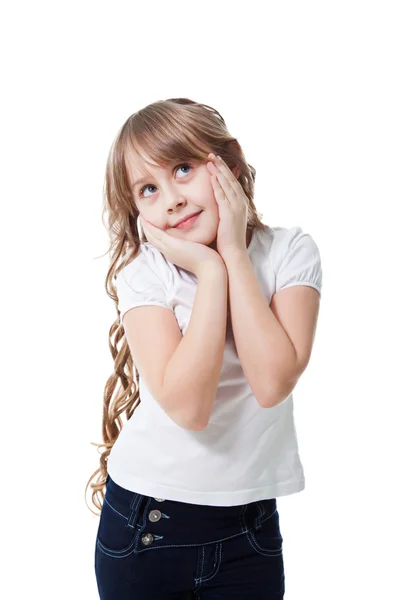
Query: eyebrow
[[131, 162, 171, 191], [131, 175, 149, 191]]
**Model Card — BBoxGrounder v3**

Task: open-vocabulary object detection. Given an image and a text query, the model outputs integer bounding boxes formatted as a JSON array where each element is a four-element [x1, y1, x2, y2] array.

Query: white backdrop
[[1, 1, 399, 598]]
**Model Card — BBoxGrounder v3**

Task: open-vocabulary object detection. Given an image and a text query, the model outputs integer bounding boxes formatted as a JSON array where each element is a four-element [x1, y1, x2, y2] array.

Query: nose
[[165, 189, 187, 212]]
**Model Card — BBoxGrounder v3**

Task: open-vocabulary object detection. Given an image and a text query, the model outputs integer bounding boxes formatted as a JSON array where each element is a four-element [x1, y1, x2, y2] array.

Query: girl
[[86, 98, 322, 599]]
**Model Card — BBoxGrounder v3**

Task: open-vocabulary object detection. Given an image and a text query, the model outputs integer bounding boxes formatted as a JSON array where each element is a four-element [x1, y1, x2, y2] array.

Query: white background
[[1, 1, 399, 598]]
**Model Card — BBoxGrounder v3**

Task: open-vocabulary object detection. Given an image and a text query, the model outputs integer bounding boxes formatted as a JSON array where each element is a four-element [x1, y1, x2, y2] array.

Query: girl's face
[[125, 149, 238, 249]]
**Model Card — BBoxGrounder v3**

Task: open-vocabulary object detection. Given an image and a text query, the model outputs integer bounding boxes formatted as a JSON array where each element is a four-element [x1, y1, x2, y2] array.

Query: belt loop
[[254, 501, 265, 530], [127, 493, 146, 529]]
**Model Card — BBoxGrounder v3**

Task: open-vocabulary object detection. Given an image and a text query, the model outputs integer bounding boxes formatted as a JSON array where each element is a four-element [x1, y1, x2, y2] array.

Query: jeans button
[[141, 532, 154, 546], [148, 509, 162, 523], [154, 497, 165, 502]]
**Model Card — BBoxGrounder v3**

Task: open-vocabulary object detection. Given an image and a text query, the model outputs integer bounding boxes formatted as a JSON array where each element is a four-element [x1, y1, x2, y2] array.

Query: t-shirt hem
[[107, 468, 305, 506], [278, 281, 321, 295]]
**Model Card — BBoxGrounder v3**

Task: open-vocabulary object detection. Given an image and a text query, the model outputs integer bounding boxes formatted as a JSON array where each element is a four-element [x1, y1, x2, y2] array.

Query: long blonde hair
[[85, 98, 267, 515]]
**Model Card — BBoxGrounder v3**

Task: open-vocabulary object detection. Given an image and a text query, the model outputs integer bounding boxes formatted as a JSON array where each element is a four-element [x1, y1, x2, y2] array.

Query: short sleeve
[[275, 226, 323, 296], [115, 250, 173, 325]]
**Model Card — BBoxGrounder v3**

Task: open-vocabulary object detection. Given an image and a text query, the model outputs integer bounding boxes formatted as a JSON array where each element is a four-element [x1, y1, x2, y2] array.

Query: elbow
[[181, 408, 212, 431], [184, 411, 210, 431], [259, 377, 299, 409], [189, 420, 209, 431], [180, 390, 216, 431], [161, 390, 209, 431], [178, 416, 209, 431], [259, 392, 289, 409], [166, 386, 217, 431], [171, 408, 210, 432]]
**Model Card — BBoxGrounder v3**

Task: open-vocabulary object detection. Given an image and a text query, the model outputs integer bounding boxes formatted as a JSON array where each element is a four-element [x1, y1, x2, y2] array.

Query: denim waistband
[[104, 474, 277, 554]]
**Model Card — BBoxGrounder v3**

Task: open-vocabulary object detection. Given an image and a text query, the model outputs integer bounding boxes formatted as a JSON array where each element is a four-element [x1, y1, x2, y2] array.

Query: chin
[[200, 230, 217, 246]]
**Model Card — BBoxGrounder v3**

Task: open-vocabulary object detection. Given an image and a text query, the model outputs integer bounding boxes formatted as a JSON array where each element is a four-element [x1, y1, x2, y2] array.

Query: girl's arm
[[225, 251, 320, 409], [161, 262, 228, 430]]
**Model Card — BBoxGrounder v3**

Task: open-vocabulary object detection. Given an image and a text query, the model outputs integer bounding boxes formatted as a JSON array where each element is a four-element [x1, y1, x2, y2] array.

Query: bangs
[[124, 112, 213, 172]]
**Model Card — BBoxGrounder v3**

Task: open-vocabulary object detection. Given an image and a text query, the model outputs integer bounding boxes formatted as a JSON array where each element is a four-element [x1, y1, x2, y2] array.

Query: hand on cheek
[[206, 153, 248, 260]]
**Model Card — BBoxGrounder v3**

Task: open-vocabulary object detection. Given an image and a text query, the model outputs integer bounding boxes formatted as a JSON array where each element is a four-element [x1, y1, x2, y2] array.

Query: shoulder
[[267, 225, 323, 294], [266, 225, 321, 263], [252, 225, 303, 260], [115, 244, 173, 320], [267, 224, 304, 247], [116, 242, 169, 288]]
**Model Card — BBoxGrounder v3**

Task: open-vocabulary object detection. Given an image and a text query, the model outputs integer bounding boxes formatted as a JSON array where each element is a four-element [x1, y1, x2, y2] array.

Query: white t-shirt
[[107, 224, 323, 506]]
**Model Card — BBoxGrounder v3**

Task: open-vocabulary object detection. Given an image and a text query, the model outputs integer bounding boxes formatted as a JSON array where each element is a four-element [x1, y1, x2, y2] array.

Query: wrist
[[221, 249, 249, 270], [196, 258, 227, 280]]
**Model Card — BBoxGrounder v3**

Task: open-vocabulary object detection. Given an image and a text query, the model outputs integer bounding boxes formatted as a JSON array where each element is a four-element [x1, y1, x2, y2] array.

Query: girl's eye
[[139, 163, 193, 198]]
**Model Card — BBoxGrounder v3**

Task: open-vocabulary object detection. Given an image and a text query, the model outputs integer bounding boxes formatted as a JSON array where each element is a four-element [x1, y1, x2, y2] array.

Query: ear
[[227, 139, 242, 180], [232, 164, 241, 179]]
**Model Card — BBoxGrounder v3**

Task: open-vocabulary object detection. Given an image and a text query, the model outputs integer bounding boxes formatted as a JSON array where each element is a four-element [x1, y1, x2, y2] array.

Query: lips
[[173, 211, 202, 228]]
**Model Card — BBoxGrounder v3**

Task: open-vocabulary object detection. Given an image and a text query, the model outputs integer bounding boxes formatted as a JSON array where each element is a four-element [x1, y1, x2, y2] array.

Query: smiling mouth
[[174, 211, 203, 229]]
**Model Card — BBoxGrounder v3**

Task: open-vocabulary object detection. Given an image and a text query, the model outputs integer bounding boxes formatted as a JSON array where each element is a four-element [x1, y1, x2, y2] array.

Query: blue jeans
[[94, 474, 285, 599]]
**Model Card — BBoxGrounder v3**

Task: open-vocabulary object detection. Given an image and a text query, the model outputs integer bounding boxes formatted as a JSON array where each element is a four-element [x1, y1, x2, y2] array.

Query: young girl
[[86, 98, 322, 599]]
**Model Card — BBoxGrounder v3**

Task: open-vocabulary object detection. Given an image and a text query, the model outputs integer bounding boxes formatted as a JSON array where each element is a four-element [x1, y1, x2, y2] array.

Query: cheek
[[203, 206, 220, 232], [137, 210, 162, 231], [200, 178, 218, 207]]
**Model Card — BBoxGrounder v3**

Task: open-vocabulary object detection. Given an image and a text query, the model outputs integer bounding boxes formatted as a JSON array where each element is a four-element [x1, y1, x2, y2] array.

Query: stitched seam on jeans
[[103, 497, 128, 521]]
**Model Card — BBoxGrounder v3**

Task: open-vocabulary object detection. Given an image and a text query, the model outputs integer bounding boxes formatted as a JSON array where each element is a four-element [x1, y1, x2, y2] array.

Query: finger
[[140, 220, 159, 244], [211, 169, 237, 205], [211, 174, 228, 204], [209, 154, 242, 195], [142, 219, 160, 238], [142, 222, 170, 254]]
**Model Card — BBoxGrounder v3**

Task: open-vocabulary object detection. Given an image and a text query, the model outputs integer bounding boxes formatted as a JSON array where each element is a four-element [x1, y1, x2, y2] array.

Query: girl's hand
[[206, 153, 249, 261], [139, 216, 225, 278]]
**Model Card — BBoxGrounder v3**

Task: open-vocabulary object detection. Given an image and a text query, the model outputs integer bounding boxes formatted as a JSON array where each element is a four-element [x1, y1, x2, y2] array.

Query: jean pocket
[[245, 507, 284, 557], [95, 490, 140, 557]]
